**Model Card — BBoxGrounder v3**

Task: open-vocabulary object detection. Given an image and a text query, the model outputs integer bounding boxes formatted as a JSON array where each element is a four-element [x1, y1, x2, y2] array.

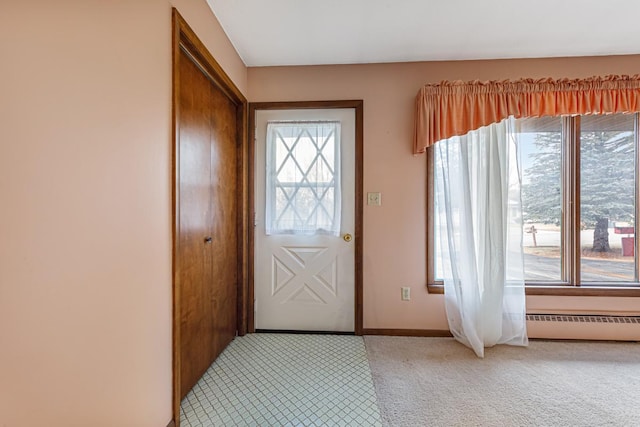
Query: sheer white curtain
[[434, 117, 528, 358]]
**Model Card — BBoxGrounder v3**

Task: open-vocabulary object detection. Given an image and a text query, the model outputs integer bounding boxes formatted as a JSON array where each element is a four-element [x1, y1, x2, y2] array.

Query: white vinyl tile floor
[[180, 333, 383, 427]]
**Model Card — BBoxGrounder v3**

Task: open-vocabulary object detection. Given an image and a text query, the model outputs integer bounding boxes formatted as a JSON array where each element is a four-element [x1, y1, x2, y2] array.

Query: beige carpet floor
[[364, 336, 640, 427]]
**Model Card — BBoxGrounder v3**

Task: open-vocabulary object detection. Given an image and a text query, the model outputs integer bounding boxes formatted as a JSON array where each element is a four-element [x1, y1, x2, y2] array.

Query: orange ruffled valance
[[413, 75, 640, 154]]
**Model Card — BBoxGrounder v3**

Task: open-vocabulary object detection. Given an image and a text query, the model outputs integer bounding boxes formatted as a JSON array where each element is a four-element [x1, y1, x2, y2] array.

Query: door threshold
[[255, 329, 355, 335]]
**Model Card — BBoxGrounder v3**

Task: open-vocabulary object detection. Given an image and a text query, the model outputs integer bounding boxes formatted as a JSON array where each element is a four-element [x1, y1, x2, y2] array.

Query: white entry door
[[255, 108, 355, 332]]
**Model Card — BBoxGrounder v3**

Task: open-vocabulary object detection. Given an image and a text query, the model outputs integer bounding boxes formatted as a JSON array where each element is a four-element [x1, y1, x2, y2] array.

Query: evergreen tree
[[521, 132, 562, 225], [522, 127, 635, 251], [580, 130, 635, 226]]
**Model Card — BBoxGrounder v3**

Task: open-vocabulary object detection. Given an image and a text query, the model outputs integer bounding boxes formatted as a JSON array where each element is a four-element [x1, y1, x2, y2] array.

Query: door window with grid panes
[[265, 121, 341, 236]]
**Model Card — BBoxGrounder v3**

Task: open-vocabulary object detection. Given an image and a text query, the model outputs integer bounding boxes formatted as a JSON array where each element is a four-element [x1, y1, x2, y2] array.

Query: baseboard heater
[[527, 314, 640, 324]]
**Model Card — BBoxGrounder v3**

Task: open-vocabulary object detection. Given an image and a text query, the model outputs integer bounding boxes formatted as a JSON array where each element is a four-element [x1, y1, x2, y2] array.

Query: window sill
[[426, 283, 640, 297]]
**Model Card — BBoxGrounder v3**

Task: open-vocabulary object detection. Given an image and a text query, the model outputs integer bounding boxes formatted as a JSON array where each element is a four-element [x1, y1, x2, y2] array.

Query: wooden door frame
[[248, 100, 364, 335], [171, 9, 248, 427]]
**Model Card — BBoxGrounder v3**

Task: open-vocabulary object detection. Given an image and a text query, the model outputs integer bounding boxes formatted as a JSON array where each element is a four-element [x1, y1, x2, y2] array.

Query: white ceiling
[[206, 0, 640, 67]]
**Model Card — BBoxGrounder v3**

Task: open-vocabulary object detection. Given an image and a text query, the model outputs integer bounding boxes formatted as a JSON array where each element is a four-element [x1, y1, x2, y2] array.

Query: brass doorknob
[[343, 233, 353, 242]]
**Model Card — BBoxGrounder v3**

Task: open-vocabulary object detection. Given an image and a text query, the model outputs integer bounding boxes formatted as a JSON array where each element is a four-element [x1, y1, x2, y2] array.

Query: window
[[265, 121, 341, 236], [429, 113, 640, 291], [518, 117, 564, 281]]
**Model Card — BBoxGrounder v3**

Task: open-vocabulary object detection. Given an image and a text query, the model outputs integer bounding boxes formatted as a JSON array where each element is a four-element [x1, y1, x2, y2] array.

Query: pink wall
[[0, 1, 246, 426], [248, 56, 640, 334]]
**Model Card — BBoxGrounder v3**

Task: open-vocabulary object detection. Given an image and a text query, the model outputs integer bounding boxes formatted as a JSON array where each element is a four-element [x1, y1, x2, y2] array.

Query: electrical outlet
[[367, 192, 382, 206], [401, 287, 410, 301]]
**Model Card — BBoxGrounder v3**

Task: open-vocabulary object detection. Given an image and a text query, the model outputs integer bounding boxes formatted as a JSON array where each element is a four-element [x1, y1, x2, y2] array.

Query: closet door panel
[[177, 51, 215, 398], [209, 83, 238, 360]]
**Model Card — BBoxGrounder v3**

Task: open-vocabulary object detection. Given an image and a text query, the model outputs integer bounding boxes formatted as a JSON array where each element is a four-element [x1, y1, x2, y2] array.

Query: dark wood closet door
[[208, 79, 238, 366], [178, 49, 238, 399]]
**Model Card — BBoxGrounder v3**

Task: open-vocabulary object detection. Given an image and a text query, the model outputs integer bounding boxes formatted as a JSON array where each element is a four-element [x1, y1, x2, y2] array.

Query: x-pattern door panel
[[272, 245, 336, 303]]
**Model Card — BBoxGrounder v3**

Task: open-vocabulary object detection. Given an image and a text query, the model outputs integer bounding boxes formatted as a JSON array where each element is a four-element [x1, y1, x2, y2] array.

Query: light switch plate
[[367, 192, 381, 206]]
